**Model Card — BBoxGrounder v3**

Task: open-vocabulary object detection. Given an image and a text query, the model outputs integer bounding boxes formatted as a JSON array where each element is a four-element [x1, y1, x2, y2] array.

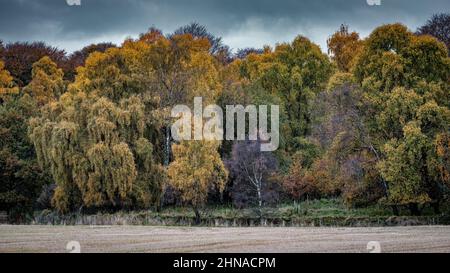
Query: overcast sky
[[0, 0, 449, 53]]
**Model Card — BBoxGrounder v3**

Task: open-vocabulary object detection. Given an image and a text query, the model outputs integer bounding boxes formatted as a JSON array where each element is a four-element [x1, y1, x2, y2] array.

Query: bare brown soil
[[0, 225, 449, 253]]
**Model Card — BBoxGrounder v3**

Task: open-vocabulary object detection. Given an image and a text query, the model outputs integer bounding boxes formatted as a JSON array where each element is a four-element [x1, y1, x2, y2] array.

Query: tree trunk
[[257, 189, 262, 208], [256, 183, 262, 218], [159, 126, 171, 209], [193, 207, 201, 225], [78, 205, 84, 215], [164, 125, 171, 166]]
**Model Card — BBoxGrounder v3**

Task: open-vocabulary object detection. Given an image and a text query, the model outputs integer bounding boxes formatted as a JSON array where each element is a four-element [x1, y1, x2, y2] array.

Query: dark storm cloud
[[0, 0, 449, 52]]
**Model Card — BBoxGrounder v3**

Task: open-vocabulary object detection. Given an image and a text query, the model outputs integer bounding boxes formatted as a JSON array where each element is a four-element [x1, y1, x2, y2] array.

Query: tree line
[[0, 14, 449, 221]]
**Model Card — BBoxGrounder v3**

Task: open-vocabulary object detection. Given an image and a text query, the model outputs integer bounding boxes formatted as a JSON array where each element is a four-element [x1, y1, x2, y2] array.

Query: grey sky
[[0, 0, 449, 53]]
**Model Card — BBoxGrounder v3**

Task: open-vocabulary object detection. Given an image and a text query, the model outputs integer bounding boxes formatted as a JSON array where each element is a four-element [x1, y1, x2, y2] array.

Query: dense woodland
[[0, 14, 449, 222]]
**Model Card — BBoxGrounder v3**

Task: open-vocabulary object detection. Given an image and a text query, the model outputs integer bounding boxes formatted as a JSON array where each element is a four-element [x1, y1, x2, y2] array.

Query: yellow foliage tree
[[0, 61, 19, 100], [140, 32, 222, 165], [28, 43, 168, 212], [23, 56, 65, 105], [167, 140, 228, 223], [29, 89, 166, 212], [435, 132, 450, 187], [377, 123, 432, 211], [327, 24, 363, 72]]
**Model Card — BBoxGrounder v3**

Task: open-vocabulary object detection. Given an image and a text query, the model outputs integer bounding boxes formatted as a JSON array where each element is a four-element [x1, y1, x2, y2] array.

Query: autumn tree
[[65, 40, 167, 161], [353, 23, 450, 213], [1, 91, 51, 220], [139, 30, 222, 165], [378, 100, 450, 214], [434, 133, 450, 188], [2, 20, 448, 218], [235, 48, 264, 59], [23, 56, 65, 105], [378, 123, 429, 214], [65, 42, 116, 80], [173, 22, 232, 63], [0, 42, 66, 86], [1, 62, 47, 220], [239, 36, 332, 158], [416, 13, 450, 52], [215, 59, 249, 158], [282, 154, 319, 201], [226, 140, 279, 212], [327, 24, 363, 72], [307, 77, 386, 206], [167, 141, 227, 223], [29, 93, 165, 212], [0, 61, 19, 100], [27, 31, 224, 213], [28, 42, 166, 213]]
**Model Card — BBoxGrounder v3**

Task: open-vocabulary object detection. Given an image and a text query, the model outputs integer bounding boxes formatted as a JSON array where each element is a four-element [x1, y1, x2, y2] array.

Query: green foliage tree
[[1, 92, 50, 220], [353, 23, 450, 213], [239, 36, 332, 158], [378, 122, 432, 214]]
